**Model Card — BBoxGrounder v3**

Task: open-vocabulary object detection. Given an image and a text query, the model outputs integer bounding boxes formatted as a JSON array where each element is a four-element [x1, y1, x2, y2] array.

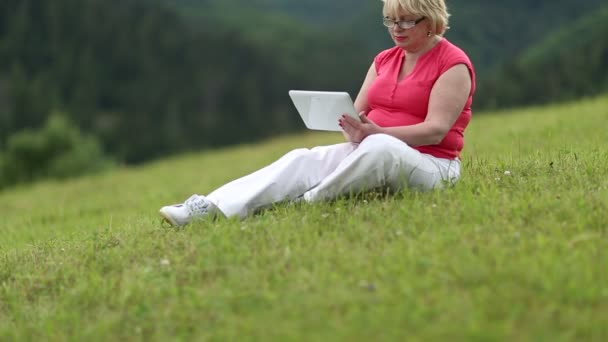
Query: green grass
[[1, 96, 607, 341]]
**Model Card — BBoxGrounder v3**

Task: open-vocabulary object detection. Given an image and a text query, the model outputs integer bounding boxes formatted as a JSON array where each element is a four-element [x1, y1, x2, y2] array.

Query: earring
[[427, 31, 432, 37]]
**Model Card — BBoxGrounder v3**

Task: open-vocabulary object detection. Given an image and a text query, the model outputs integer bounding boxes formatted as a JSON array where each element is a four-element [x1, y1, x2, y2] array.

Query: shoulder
[[436, 38, 474, 70], [374, 46, 402, 70], [435, 38, 476, 94]]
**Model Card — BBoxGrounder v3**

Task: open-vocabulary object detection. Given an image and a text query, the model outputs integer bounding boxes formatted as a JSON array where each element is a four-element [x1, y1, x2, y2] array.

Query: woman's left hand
[[339, 112, 382, 143]]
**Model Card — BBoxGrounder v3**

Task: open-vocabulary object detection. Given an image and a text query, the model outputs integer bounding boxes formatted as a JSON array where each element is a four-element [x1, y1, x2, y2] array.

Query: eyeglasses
[[382, 16, 426, 30]]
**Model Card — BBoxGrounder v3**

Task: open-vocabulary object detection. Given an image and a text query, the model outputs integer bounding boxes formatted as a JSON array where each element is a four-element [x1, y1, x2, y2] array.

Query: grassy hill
[[1, 97, 607, 339]]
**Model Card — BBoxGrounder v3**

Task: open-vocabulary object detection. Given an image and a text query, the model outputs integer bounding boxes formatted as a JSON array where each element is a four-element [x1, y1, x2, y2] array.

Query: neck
[[405, 35, 441, 58]]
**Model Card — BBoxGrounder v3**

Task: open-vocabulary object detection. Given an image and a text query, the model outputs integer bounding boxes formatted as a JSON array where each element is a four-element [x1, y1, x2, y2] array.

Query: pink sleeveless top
[[367, 38, 475, 159]]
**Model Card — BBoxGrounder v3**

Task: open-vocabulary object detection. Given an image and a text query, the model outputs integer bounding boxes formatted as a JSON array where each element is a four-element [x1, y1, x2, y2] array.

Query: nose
[[390, 23, 404, 32], [391, 25, 404, 33]]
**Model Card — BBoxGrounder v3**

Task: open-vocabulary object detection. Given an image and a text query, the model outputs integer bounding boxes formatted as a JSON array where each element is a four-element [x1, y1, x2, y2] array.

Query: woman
[[159, 0, 475, 226]]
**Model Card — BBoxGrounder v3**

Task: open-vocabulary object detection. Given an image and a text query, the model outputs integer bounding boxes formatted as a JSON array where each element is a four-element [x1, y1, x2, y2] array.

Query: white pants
[[207, 134, 461, 219]]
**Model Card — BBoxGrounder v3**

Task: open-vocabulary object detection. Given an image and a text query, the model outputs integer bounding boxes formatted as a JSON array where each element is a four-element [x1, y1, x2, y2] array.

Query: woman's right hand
[[339, 112, 381, 143]]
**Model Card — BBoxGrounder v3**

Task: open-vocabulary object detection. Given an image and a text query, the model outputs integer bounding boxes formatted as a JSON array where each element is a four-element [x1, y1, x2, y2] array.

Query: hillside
[[1, 96, 607, 339], [158, 0, 606, 72], [0, 0, 367, 165], [157, 0, 370, 26], [477, 6, 608, 109]]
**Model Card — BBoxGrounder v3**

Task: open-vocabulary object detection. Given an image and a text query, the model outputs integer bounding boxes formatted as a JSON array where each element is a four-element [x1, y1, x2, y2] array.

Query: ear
[[424, 20, 434, 35]]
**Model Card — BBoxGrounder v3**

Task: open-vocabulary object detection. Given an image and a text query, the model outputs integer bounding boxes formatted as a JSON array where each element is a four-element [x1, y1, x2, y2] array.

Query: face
[[384, 10, 431, 52]]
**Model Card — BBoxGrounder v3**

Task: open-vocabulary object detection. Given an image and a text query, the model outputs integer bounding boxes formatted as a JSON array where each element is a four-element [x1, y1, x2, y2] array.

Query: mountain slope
[[476, 6, 608, 109], [0, 0, 368, 165], [158, 0, 606, 73], [157, 0, 369, 26]]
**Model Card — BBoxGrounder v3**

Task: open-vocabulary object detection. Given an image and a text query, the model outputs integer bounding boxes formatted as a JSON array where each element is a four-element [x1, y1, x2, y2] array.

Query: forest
[[0, 0, 607, 188]]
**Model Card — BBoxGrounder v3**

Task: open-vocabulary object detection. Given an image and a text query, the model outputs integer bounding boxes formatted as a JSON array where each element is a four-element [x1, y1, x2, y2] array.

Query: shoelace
[[184, 195, 210, 216]]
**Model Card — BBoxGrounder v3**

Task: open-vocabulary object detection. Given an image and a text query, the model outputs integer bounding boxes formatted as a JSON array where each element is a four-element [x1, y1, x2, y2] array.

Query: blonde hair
[[382, 0, 450, 36]]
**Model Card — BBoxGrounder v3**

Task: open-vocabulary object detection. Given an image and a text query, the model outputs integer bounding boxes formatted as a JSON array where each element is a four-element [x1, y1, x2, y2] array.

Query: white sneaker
[[159, 194, 221, 227]]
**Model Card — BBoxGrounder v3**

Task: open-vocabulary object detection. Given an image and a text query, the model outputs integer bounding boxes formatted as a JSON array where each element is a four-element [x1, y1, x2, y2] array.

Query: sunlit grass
[[0, 96, 607, 340]]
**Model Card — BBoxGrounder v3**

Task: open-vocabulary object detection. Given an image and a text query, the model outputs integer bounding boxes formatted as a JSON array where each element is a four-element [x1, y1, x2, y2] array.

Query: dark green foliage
[[446, 0, 605, 72], [159, 0, 370, 27], [0, 0, 367, 165], [159, 0, 608, 111], [0, 114, 112, 189], [160, 0, 605, 73], [477, 7, 608, 109]]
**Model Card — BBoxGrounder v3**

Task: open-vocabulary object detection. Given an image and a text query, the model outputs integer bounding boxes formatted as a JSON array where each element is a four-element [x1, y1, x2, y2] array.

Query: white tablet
[[288, 90, 360, 131]]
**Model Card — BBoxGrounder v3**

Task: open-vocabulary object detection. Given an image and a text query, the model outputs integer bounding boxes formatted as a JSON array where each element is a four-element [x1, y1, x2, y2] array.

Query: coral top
[[367, 38, 476, 159]]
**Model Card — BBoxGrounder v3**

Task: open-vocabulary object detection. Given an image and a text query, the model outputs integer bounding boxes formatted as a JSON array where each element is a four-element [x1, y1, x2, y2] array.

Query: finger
[[342, 114, 361, 126], [341, 116, 359, 130], [341, 120, 358, 139], [360, 113, 377, 126], [338, 117, 350, 128], [358, 112, 369, 123], [338, 117, 352, 131]]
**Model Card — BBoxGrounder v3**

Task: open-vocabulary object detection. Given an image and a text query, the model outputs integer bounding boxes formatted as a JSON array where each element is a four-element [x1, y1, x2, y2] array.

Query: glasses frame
[[382, 16, 426, 30]]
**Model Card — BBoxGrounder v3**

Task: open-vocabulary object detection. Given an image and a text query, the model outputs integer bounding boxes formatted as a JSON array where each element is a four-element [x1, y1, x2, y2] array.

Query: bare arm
[[342, 63, 377, 141], [353, 63, 377, 113]]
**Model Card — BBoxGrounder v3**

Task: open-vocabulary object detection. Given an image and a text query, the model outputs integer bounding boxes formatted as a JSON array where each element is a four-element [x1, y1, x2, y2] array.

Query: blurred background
[[0, 0, 607, 190]]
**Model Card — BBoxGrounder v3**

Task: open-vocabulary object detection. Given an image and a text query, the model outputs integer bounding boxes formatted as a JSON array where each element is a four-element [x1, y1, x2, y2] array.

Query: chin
[[394, 41, 409, 48]]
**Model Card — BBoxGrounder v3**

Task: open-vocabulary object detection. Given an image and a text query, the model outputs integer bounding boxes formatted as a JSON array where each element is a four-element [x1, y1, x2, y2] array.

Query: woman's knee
[[358, 134, 411, 157], [282, 147, 310, 158], [275, 148, 313, 166]]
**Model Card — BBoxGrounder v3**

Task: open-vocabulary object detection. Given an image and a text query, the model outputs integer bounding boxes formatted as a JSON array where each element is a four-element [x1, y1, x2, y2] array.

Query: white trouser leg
[[303, 134, 461, 202], [207, 143, 357, 218]]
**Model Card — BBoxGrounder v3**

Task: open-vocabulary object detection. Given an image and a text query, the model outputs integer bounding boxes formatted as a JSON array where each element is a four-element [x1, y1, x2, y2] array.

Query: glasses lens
[[382, 19, 394, 28], [398, 21, 414, 29]]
